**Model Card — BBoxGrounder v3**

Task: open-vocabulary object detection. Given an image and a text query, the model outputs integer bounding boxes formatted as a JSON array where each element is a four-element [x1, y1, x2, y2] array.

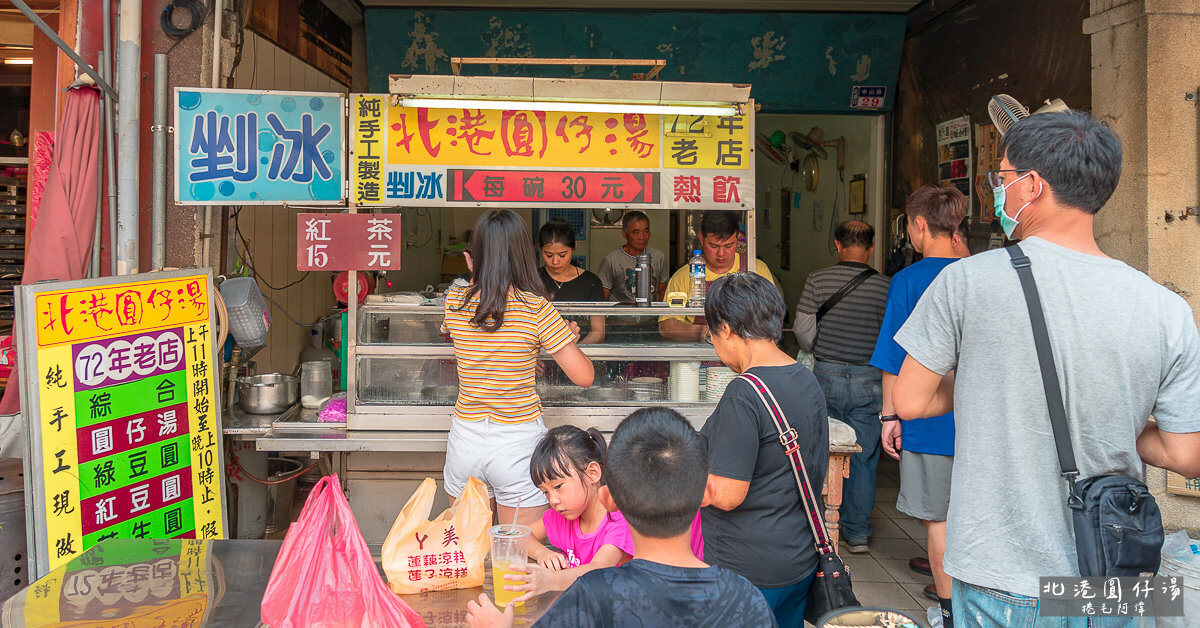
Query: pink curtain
[[23, 86, 100, 285], [0, 86, 101, 414]]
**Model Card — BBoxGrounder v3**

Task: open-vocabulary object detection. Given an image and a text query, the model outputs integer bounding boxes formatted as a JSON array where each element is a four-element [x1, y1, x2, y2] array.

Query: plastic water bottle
[[688, 249, 706, 307]]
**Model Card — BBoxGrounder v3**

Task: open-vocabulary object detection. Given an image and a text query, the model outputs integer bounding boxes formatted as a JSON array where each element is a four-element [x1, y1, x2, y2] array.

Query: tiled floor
[[834, 454, 937, 626]]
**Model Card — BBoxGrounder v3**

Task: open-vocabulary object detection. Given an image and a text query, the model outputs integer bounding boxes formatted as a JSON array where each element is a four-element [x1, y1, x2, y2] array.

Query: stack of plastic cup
[[669, 361, 701, 402]]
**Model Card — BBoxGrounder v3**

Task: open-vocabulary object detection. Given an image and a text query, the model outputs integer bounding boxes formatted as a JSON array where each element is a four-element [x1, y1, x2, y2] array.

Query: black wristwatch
[[879, 413, 901, 423]]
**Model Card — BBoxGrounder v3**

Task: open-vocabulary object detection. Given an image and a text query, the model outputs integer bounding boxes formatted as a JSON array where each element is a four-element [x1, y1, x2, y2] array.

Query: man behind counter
[[597, 211, 668, 303], [659, 211, 777, 342]]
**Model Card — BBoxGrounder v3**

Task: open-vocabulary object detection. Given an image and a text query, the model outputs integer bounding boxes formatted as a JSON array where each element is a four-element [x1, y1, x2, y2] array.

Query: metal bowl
[[237, 373, 300, 414]]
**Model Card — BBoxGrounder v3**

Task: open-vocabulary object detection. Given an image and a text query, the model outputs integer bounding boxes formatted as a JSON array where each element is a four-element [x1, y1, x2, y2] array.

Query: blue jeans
[[758, 568, 817, 628], [813, 361, 882, 545], [953, 580, 1140, 627]]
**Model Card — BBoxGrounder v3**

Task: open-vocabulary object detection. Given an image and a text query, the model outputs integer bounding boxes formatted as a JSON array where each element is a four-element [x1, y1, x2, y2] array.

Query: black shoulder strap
[[1006, 245, 1082, 502], [816, 267, 878, 322]]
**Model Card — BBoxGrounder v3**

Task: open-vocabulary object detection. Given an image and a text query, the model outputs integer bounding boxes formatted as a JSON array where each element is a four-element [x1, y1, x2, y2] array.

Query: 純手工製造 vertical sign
[[17, 270, 226, 577]]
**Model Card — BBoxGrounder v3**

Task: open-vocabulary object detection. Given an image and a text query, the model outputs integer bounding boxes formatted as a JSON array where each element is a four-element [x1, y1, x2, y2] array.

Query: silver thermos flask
[[635, 253, 652, 307]]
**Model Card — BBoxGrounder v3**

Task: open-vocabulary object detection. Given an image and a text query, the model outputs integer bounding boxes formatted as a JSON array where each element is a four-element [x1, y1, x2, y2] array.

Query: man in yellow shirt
[[659, 211, 777, 342]]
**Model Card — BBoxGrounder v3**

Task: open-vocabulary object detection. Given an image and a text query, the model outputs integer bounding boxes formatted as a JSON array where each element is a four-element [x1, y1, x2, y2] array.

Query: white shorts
[[443, 417, 549, 508]]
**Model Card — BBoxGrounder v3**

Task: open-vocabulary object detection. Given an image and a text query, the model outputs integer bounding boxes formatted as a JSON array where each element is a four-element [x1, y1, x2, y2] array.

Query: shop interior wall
[[427, 208, 669, 286], [890, 0, 1090, 233], [340, 205, 675, 295], [230, 32, 344, 374], [0, 89, 29, 158], [755, 113, 885, 312]]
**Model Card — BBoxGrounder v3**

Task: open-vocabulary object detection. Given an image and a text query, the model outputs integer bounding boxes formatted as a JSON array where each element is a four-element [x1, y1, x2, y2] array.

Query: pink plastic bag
[[261, 474, 426, 628]]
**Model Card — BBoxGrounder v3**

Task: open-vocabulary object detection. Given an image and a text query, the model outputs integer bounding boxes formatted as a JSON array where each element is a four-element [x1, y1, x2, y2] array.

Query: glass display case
[[347, 302, 724, 429]]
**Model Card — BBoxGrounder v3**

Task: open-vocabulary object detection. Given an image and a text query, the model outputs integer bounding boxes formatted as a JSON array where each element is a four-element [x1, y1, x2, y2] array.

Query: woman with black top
[[700, 272, 829, 628], [537, 218, 605, 344]]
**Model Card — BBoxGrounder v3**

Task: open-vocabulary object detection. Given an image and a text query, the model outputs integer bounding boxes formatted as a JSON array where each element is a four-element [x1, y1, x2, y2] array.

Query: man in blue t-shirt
[[870, 185, 968, 628]]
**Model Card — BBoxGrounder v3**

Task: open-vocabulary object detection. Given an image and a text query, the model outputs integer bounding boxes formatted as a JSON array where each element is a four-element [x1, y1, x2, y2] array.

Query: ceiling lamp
[[396, 97, 740, 117]]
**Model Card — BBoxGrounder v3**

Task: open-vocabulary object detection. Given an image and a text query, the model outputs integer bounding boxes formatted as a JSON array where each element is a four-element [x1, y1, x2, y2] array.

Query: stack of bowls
[[705, 367, 737, 402]]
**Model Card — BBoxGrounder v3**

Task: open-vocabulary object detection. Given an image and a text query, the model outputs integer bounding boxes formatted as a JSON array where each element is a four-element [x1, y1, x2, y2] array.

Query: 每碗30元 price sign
[[16, 270, 226, 577]]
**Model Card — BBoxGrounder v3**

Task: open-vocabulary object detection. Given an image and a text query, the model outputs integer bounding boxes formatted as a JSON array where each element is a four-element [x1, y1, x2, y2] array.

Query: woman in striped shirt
[[442, 209, 594, 526]]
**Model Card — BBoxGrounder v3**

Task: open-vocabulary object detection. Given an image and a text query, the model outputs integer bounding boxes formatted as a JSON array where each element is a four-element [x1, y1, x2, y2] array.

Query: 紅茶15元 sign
[[16, 270, 226, 577], [174, 88, 345, 205], [296, 213, 403, 271]]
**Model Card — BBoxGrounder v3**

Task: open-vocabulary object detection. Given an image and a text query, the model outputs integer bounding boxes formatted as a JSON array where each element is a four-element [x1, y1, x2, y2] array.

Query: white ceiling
[[358, 1, 922, 11]]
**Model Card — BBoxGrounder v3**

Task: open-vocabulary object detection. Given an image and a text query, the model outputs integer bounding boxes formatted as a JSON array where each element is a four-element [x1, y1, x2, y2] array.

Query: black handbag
[[738, 372, 860, 624], [1007, 245, 1164, 577]]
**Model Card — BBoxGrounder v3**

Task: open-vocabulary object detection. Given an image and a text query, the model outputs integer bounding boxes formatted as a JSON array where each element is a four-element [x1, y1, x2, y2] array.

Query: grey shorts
[[896, 451, 954, 522]]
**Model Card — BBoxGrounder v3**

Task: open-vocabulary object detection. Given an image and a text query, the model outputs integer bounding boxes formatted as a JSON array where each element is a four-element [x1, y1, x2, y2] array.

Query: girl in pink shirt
[[502, 425, 703, 603]]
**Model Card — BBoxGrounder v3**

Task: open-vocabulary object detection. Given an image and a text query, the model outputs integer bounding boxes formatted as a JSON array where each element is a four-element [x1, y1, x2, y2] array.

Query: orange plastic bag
[[261, 474, 425, 627], [383, 476, 492, 594]]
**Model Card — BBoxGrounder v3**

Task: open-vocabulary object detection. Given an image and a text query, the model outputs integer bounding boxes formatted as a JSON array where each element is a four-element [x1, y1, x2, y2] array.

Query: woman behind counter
[[442, 209, 594, 527], [537, 217, 605, 344]]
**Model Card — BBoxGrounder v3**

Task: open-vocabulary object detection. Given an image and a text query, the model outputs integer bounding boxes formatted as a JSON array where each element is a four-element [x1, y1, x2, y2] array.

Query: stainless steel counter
[[223, 403, 346, 440], [258, 429, 446, 452], [222, 405, 291, 438], [251, 405, 715, 453]]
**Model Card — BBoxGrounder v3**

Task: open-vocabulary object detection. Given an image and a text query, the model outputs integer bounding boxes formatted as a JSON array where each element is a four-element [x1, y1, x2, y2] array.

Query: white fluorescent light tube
[[399, 97, 738, 117], [3, 58, 33, 65]]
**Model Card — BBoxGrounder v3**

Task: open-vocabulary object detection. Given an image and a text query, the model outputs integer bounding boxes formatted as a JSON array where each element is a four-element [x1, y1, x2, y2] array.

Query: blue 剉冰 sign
[[174, 89, 344, 204]]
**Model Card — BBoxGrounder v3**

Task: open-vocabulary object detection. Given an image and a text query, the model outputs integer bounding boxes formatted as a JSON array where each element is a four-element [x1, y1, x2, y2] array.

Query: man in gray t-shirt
[[597, 211, 667, 303], [893, 111, 1200, 622]]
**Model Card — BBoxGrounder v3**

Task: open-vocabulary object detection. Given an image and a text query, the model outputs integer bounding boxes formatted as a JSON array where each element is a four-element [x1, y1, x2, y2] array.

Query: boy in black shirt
[[466, 408, 777, 628]]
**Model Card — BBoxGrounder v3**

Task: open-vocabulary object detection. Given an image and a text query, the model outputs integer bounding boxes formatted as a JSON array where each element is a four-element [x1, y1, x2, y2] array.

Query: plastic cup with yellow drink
[[489, 524, 530, 608]]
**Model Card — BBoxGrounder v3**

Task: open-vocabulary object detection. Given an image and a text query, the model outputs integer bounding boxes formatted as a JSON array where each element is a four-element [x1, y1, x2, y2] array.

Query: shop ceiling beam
[[8, 0, 117, 99], [389, 74, 751, 108], [450, 57, 667, 81]]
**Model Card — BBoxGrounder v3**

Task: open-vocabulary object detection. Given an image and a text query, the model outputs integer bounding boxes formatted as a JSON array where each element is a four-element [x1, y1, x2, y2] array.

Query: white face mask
[[992, 172, 1040, 238]]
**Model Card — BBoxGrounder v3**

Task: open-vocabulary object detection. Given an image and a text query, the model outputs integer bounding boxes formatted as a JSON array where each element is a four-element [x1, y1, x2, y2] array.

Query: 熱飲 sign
[[349, 94, 755, 210], [296, 213, 403, 271], [16, 270, 226, 577], [174, 88, 345, 205]]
